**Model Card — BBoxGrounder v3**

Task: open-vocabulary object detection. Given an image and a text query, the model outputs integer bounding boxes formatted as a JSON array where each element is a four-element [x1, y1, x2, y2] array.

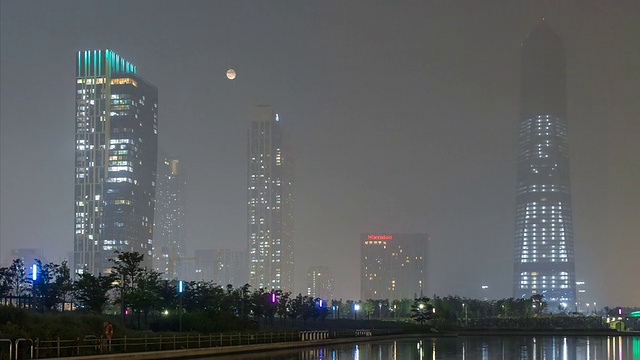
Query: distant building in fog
[[361, 233, 428, 301], [512, 22, 577, 312], [247, 106, 294, 291], [195, 249, 246, 286], [153, 156, 186, 280], [7, 248, 46, 267], [73, 50, 158, 276], [306, 266, 334, 300], [576, 281, 587, 312]]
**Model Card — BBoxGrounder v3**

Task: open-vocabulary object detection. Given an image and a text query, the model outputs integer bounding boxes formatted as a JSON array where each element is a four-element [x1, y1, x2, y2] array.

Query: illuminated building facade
[[247, 106, 294, 291], [74, 50, 158, 276], [513, 22, 577, 311], [153, 157, 186, 280], [306, 266, 334, 300], [361, 233, 428, 301]]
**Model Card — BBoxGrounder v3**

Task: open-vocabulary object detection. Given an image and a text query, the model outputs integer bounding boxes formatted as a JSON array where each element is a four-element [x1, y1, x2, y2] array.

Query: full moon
[[226, 69, 236, 80]]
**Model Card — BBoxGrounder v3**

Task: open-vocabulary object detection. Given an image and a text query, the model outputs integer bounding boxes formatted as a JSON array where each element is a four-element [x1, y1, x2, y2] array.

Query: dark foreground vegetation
[[0, 251, 612, 346]]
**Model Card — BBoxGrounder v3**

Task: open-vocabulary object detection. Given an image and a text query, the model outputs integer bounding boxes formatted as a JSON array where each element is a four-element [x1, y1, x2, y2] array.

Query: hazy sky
[[1, 0, 638, 306]]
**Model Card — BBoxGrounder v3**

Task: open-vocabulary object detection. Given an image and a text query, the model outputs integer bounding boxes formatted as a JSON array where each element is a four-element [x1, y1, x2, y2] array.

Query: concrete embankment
[[44, 333, 450, 360], [41, 330, 632, 359]]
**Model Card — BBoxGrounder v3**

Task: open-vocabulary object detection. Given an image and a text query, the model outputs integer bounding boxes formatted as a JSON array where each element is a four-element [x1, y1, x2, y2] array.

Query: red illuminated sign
[[367, 234, 393, 240]]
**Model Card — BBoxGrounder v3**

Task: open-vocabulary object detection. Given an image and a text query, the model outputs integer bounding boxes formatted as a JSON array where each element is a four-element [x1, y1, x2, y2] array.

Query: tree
[[411, 297, 434, 325], [31, 260, 74, 312], [157, 280, 178, 314], [74, 272, 115, 314], [276, 291, 290, 324], [128, 268, 162, 327], [531, 294, 546, 315], [55, 261, 74, 311], [300, 295, 316, 323], [4, 259, 28, 296], [110, 251, 146, 326], [0, 266, 14, 297], [363, 299, 376, 319], [287, 294, 303, 322], [32, 260, 58, 311]]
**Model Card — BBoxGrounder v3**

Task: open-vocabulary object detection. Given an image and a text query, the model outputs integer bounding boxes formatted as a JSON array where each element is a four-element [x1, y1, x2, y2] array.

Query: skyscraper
[[153, 157, 186, 280], [513, 22, 576, 311], [74, 50, 158, 276], [247, 106, 294, 291], [306, 266, 334, 300], [361, 233, 428, 301]]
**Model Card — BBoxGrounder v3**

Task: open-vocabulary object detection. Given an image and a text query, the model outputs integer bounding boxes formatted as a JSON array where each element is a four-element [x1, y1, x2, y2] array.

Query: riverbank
[[43, 333, 446, 360], [44, 329, 636, 360]]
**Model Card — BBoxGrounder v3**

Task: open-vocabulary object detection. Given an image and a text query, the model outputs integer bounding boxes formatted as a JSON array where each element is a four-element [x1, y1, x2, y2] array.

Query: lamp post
[[354, 303, 360, 320], [463, 303, 468, 326], [31, 263, 38, 311], [378, 302, 382, 318], [178, 280, 184, 332]]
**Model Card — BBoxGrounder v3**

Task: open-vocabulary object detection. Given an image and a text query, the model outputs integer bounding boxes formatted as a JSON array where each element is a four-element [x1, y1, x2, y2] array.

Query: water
[[215, 336, 640, 359]]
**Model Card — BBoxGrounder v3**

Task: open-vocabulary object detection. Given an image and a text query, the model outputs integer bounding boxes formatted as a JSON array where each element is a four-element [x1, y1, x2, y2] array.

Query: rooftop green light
[[77, 49, 137, 77]]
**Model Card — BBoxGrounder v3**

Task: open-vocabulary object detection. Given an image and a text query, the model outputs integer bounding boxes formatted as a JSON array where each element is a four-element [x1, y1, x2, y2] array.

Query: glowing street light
[[31, 263, 38, 281], [354, 303, 360, 320], [177, 280, 185, 332]]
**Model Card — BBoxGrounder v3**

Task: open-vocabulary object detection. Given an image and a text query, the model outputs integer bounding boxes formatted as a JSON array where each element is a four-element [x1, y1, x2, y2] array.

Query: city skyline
[[1, 1, 638, 306]]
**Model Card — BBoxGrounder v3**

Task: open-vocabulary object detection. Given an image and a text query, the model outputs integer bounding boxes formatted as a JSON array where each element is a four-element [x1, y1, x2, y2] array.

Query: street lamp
[[31, 263, 38, 311], [354, 303, 360, 320], [378, 302, 383, 318], [177, 280, 185, 332], [462, 303, 468, 326]]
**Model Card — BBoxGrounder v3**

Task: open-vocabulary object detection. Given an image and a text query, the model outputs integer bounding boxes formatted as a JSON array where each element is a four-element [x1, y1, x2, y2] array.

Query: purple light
[[270, 293, 277, 303]]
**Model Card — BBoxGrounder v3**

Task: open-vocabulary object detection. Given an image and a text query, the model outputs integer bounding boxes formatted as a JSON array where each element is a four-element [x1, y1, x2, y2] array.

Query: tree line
[[2, 251, 601, 332], [0, 251, 333, 331]]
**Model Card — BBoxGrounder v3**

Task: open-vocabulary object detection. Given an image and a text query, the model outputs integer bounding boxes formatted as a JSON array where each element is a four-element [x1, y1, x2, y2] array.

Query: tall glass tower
[[513, 22, 576, 311], [247, 105, 294, 291], [74, 50, 158, 276]]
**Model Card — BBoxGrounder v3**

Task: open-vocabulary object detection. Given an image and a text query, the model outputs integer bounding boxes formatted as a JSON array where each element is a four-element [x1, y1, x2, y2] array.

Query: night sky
[[1, 1, 638, 306]]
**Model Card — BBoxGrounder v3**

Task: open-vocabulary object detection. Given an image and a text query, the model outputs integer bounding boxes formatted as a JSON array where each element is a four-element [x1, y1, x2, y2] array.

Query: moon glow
[[226, 69, 236, 80]]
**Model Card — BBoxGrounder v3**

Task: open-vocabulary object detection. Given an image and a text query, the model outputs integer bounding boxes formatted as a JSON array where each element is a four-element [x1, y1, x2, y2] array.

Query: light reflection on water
[[217, 336, 640, 360]]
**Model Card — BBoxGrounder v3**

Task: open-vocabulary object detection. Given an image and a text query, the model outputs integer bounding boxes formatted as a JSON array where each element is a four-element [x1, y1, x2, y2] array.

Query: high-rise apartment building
[[306, 266, 334, 300], [247, 106, 294, 291], [153, 157, 186, 280], [194, 250, 246, 286], [74, 50, 158, 276], [361, 233, 428, 301], [513, 22, 577, 311]]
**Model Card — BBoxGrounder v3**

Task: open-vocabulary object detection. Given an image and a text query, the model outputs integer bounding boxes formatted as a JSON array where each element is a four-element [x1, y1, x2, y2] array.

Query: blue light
[[31, 264, 37, 281], [178, 280, 184, 293]]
